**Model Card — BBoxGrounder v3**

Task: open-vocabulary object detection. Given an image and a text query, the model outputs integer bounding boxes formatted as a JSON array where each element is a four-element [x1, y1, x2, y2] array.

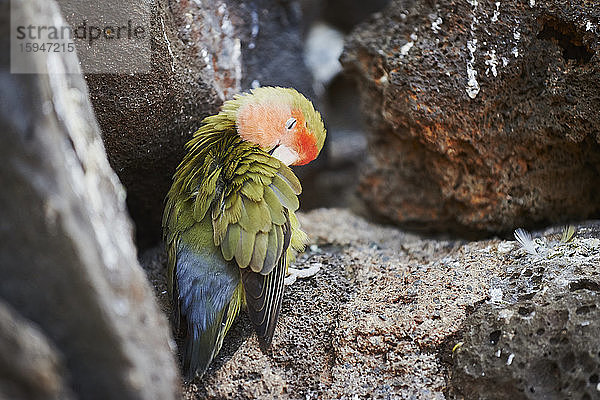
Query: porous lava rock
[[450, 224, 600, 399], [342, 0, 600, 236], [452, 289, 600, 399]]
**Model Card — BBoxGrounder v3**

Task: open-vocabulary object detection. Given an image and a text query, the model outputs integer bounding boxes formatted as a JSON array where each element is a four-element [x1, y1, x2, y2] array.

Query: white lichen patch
[[431, 16, 443, 33], [491, 2, 500, 23], [248, 10, 259, 49], [498, 308, 514, 322], [506, 353, 515, 365], [466, 39, 480, 98], [497, 242, 514, 253], [400, 41, 415, 56], [490, 287, 503, 303], [586, 21, 595, 32], [510, 27, 521, 59], [187, 1, 242, 100], [465, 0, 480, 99], [484, 49, 498, 77]]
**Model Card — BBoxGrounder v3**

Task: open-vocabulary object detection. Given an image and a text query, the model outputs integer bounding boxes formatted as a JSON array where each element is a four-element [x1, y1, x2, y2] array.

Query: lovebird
[[162, 87, 326, 380]]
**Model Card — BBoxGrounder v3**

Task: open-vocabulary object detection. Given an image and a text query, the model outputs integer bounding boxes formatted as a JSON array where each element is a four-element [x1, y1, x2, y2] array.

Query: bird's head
[[226, 87, 326, 166]]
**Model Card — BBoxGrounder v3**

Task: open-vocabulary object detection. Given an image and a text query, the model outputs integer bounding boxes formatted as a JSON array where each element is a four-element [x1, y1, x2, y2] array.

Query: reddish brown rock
[[342, 0, 600, 236]]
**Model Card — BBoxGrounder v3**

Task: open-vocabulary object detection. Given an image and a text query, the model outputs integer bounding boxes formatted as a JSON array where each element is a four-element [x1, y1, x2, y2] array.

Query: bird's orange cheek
[[293, 128, 319, 166]]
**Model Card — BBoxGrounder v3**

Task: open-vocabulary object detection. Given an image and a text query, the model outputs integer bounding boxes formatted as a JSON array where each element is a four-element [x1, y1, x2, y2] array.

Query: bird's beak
[[271, 144, 299, 166]]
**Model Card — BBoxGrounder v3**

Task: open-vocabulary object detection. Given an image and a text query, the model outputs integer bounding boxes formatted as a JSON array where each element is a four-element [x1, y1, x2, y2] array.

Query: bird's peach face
[[283, 109, 319, 166], [236, 103, 319, 166]]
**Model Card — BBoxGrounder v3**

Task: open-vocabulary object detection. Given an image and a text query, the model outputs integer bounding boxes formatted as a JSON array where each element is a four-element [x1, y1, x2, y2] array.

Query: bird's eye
[[285, 118, 297, 130]]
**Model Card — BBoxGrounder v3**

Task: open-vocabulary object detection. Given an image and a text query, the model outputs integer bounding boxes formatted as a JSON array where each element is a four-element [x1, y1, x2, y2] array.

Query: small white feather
[[514, 228, 537, 255]]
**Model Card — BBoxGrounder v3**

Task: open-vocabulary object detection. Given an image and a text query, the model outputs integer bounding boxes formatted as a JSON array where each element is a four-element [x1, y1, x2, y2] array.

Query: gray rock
[[342, 0, 600, 236], [0, 300, 74, 400], [0, 0, 179, 398], [450, 225, 600, 399]]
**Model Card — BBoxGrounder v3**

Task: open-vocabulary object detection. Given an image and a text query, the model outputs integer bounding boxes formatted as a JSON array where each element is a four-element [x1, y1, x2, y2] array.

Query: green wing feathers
[[200, 142, 302, 274], [164, 125, 304, 274]]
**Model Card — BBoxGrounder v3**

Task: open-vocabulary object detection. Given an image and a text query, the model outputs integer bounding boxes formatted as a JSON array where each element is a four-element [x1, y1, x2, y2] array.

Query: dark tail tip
[[181, 326, 212, 382], [182, 361, 202, 383], [257, 331, 275, 353]]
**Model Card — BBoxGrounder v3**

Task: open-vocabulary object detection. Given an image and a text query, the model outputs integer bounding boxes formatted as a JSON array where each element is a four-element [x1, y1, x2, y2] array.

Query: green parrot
[[162, 87, 326, 380]]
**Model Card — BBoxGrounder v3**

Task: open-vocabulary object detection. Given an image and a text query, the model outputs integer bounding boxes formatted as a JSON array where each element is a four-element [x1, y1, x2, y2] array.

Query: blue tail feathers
[[175, 244, 240, 380]]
